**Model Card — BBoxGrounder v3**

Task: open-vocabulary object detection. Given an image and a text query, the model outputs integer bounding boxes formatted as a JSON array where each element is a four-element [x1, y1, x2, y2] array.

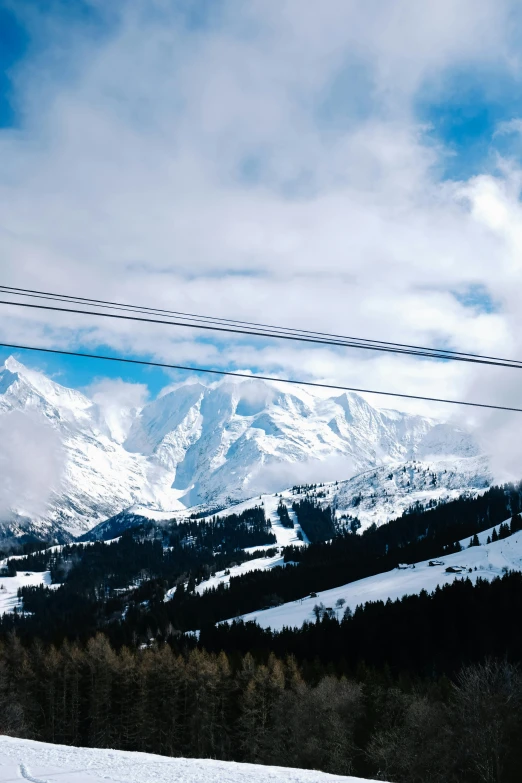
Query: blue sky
[[419, 65, 522, 181], [2, 0, 522, 418], [0, 344, 176, 396], [0, 6, 27, 127]]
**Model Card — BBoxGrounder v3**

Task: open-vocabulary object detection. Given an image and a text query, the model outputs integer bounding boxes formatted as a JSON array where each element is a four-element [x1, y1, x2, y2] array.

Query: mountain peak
[[3, 355, 28, 374]]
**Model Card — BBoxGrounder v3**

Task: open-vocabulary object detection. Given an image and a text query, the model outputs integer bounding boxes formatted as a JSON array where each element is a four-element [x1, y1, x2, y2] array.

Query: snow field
[[0, 736, 382, 783], [194, 551, 286, 595], [229, 524, 522, 631], [0, 570, 53, 615]]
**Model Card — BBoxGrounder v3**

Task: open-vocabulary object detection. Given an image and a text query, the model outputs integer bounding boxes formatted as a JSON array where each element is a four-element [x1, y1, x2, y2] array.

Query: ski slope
[[0, 736, 382, 783], [199, 493, 310, 547], [161, 494, 307, 600], [230, 524, 522, 631]]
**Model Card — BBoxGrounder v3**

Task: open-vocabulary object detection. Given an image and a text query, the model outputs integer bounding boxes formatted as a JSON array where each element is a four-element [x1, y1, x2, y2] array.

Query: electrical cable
[[1, 283, 521, 367], [1, 296, 522, 370]]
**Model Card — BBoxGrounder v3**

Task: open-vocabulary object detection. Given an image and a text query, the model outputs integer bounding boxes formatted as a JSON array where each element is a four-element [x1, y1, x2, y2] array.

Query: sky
[[2, 0, 522, 448]]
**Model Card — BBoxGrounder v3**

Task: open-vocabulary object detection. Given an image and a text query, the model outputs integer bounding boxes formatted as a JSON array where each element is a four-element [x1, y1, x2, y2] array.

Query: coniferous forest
[[1, 629, 522, 782]]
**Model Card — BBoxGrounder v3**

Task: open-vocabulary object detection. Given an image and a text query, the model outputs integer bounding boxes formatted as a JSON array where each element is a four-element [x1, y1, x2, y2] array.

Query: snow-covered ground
[[194, 551, 286, 595], [0, 570, 53, 615], [329, 456, 490, 531], [0, 736, 381, 783], [229, 523, 522, 631]]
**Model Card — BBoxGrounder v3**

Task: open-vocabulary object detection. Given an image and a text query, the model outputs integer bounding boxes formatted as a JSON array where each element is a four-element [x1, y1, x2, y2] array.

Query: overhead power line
[[0, 340, 521, 412], [1, 283, 521, 366], [0, 288, 521, 370], [0, 284, 505, 362]]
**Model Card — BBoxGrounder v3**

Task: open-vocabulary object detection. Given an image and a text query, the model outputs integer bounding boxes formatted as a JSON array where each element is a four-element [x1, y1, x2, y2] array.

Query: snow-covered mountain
[[0, 356, 490, 541], [0, 357, 177, 540], [324, 456, 491, 531], [124, 377, 481, 507]]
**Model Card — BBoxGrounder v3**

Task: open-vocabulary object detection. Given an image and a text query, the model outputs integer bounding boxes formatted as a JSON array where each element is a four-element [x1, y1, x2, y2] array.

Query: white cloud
[[246, 455, 357, 496], [0, 410, 64, 519], [85, 377, 149, 442]]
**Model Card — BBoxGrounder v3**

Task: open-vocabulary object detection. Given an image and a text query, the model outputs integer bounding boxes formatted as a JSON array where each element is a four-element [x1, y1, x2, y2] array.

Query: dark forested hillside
[[291, 497, 337, 542], [3, 482, 522, 643], [0, 506, 276, 643], [201, 571, 522, 676]]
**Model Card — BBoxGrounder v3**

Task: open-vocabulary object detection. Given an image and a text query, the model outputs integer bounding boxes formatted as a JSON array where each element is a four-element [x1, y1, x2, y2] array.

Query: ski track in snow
[[19, 762, 52, 783], [227, 523, 522, 631], [0, 736, 382, 783]]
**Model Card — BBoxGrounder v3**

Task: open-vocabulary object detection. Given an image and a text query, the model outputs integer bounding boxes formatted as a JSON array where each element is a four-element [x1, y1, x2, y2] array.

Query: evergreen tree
[[511, 514, 522, 535], [86, 634, 117, 748]]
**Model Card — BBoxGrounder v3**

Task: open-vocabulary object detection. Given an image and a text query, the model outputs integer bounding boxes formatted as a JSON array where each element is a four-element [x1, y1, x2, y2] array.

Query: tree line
[[1, 631, 521, 783]]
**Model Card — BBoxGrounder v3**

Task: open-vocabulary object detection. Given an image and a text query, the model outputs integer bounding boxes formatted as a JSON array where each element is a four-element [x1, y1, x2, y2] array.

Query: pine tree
[[60, 640, 83, 747], [144, 644, 185, 756], [0, 638, 28, 737], [498, 522, 511, 540], [86, 634, 117, 748]]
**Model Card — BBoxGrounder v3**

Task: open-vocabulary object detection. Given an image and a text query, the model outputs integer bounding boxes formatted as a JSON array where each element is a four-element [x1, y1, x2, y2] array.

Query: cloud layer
[[0, 410, 64, 520], [2, 0, 522, 433]]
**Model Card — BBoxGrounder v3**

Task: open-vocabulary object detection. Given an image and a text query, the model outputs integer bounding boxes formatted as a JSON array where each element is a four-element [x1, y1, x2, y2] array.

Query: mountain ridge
[[0, 356, 490, 541]]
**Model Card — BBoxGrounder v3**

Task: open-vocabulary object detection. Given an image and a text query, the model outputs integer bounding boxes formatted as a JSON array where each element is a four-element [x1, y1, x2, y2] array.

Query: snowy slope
[[0, 736, 382, 783], [231, 524, 522, 631], [0, 357, 490, 541], [163, 494, 309, 599], [0, 569, 54, 615], [326, 456, 491, 531]]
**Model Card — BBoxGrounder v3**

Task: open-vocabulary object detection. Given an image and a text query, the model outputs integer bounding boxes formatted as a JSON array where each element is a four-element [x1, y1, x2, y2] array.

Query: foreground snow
[[0, 736, 381, 783], [231, 524, 522, 631]]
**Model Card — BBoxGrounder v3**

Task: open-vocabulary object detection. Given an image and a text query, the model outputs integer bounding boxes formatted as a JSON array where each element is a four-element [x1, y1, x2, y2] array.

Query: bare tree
[[451, 660, 522, 783]]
